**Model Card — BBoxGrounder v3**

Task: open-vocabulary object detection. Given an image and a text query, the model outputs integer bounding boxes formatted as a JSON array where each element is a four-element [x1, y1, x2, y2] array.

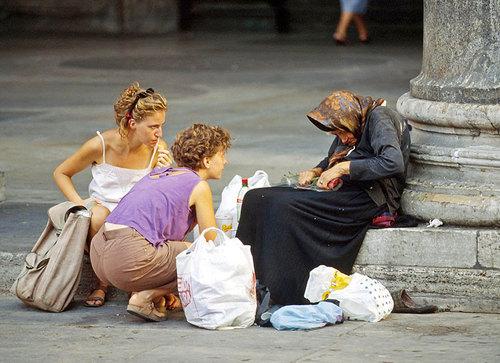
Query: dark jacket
[[316, 106, 410, 212]]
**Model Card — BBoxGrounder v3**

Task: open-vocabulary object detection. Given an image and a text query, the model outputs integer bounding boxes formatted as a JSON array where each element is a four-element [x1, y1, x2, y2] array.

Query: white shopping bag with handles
[[305, 266, 393, 322], [176, 227, 257, 330], [215, 170, 271, 235]]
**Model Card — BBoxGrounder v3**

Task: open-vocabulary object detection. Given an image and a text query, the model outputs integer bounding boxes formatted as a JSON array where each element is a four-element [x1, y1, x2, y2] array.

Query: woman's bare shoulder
[[192, 180, 211, 194], [99, 129, 121, 145]]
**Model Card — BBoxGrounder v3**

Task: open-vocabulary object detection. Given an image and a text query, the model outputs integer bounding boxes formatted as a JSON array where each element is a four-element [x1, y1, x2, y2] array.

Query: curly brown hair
[[172, 123, 231, 171], [113, 81, 168, 138]]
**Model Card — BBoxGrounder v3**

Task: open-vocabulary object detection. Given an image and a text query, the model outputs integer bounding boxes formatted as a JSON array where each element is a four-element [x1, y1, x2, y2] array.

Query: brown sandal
[[127, 302, 167, 322], [83, 288, 106, 308]]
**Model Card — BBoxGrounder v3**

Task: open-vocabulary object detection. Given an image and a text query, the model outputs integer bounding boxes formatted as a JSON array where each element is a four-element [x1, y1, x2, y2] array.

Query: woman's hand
[[298, 167, 322, 186], [156, 148, 173, 168], [317, 161, 350, 189]]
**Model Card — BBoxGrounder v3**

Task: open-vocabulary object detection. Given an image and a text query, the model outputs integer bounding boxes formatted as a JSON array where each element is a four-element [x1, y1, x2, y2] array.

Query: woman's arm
[[53, 137, 101, 204], [349, 114, 405, 181], [189, 180, 217, 241]]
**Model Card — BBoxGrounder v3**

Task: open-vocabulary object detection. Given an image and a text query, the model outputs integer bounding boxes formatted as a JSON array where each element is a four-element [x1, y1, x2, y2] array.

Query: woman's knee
[[91, 205, 110, 227], [88, 205, 110, 240]]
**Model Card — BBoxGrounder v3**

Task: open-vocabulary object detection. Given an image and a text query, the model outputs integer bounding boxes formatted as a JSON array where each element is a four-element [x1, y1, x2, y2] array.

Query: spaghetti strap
[[147, 140, 159, 169], [96, 131, 106, 163]]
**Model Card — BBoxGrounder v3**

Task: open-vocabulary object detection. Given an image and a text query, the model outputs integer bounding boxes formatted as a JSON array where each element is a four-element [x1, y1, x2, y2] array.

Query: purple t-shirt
[[107, 167, 201, 247]]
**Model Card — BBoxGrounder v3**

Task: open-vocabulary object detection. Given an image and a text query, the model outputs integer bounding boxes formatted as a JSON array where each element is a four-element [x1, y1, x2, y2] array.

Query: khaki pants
[[90, 225, 188, 293]]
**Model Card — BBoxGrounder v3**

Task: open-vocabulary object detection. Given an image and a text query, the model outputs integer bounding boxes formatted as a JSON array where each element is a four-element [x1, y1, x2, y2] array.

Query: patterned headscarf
[[306, 90, 385, 167]]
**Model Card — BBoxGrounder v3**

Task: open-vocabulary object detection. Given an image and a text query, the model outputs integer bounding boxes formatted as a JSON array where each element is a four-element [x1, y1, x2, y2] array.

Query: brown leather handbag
[[11, 202, 91, 312]]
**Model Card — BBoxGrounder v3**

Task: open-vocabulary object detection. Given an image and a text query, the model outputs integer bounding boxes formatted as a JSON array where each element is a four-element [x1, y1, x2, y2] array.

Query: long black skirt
[[236, 184, 386, 305]]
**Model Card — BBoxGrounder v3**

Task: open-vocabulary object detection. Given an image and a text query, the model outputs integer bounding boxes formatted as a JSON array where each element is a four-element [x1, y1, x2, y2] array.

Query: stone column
[[397, 0, 500, 227]]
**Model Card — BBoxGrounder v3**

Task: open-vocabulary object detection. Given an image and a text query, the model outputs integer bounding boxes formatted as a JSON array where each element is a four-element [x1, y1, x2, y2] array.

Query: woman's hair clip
[[126, 87, 155, 119], [136, 88, 155, 98]]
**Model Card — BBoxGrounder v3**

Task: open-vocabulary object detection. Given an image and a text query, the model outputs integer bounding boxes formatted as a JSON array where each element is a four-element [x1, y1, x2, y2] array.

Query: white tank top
[[88, 131, 158, 211]]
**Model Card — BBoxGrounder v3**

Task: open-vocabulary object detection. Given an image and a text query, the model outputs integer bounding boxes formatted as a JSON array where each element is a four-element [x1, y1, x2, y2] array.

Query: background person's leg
[[353, 14, 369, 41], [334, 11, 354, 43]]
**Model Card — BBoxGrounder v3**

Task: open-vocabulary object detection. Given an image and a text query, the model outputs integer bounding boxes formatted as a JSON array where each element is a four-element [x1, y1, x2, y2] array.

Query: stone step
[[352, 227, 500, 313]]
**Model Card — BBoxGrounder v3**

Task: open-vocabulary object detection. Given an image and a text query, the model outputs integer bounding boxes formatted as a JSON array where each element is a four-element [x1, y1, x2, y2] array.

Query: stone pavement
[[1, 296, 499, 362], [1, 32, 499, 360]]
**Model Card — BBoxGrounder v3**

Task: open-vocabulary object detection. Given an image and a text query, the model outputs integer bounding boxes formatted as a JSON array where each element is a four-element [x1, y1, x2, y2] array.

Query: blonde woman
[[53, 82, 172, 307]]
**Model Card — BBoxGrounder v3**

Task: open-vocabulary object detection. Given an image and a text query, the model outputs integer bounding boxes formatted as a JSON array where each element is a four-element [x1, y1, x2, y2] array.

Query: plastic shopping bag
[[215, 170, 271, 235], [270, 301, 344, 331], [304, 265, 352, 302], [176, 227, 257, 330], [304, 266, 393, 322]]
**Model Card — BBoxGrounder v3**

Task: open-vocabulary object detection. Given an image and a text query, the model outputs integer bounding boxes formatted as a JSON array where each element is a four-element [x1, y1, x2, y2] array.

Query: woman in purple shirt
[[90, 124, 231, 322]]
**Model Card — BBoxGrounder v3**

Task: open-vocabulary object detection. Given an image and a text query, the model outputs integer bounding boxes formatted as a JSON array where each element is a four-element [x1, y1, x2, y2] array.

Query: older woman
[[90, 124, 231, 321], [236, 90, 410, 305]]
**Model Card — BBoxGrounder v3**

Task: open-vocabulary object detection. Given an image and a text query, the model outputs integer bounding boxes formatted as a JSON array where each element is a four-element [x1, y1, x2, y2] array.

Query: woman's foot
[[83, 288, 107, 307], [333, 33, 348, 46], [165, 294, 183, 311], [127, 292, 167, 322]]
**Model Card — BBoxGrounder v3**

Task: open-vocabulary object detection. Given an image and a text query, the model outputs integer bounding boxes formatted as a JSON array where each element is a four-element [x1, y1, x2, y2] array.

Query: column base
[[401, 188, 499, 227], [397, 92, 500, 227]]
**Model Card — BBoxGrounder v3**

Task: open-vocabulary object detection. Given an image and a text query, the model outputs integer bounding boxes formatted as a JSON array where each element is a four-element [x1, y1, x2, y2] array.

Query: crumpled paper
[[426, 218, 443, 228]]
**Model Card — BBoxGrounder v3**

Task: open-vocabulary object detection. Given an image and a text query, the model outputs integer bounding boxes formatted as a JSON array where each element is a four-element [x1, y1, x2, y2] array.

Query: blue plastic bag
[[270, 301, 344, 331]]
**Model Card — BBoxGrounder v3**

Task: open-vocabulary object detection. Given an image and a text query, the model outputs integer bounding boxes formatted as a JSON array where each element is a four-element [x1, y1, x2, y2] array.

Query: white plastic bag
[[329, 273, 393, 322], [304, 266, 393, 322], [215, 170, 270, 235], [304, 265, 352, 303], [176, 227, 257, 330]]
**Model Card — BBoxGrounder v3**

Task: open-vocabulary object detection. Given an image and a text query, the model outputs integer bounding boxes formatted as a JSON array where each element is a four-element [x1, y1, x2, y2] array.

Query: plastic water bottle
[[236, 178, 249, 222]]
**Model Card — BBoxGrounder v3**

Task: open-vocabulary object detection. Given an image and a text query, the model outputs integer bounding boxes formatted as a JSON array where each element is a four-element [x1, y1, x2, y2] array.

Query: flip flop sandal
[[127, 302, 167, 322], [83, 289, 106, 308], [391, 289, 438, 314]]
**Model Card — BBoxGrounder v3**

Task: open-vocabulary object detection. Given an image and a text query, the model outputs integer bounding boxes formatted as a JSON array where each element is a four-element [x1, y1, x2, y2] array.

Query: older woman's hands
[[317, 161, 350, 189], [298, 167, 322, 186]]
